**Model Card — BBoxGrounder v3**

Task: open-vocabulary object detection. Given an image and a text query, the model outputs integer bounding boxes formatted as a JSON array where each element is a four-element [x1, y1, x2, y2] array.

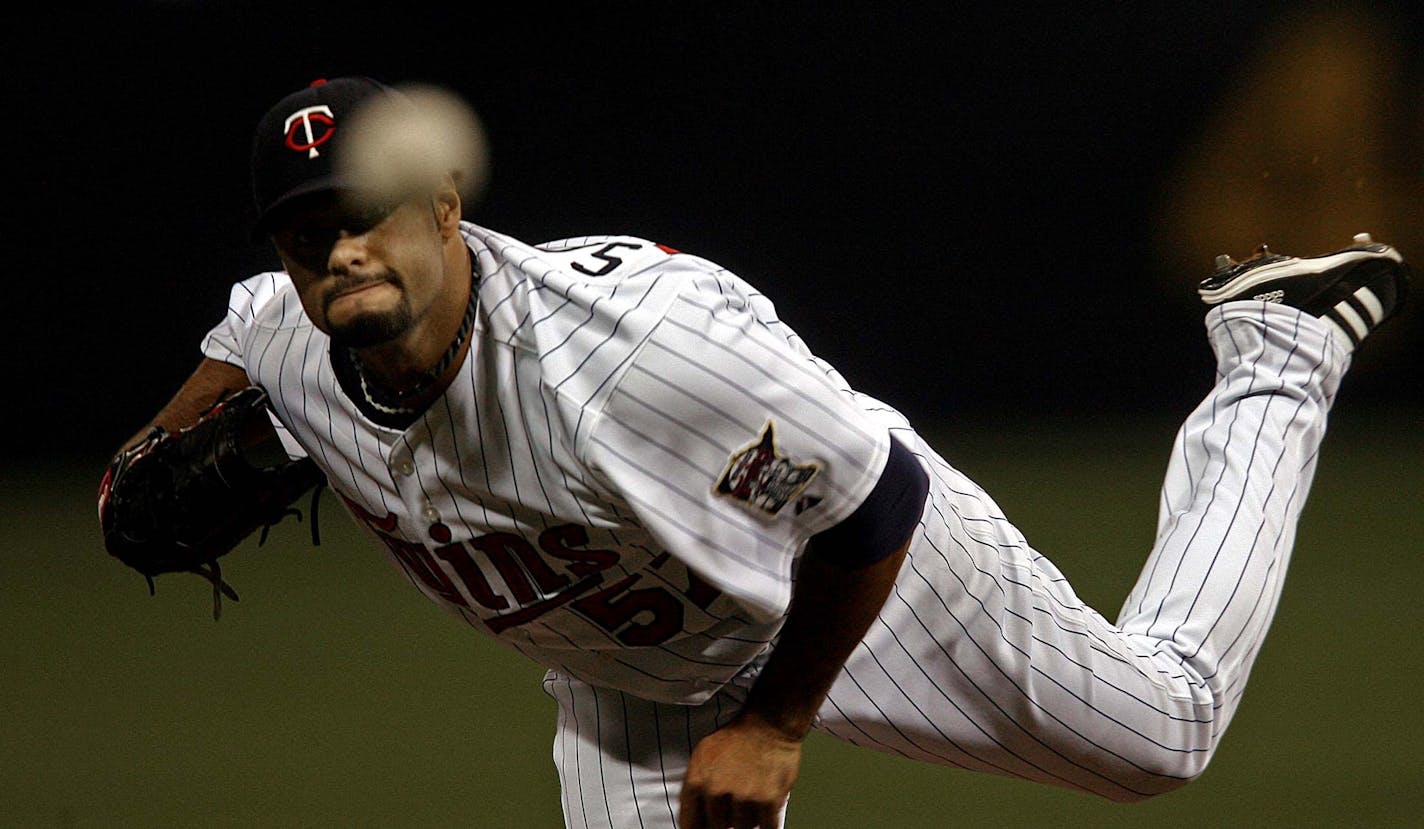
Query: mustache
[[323, 271, 401, 311]]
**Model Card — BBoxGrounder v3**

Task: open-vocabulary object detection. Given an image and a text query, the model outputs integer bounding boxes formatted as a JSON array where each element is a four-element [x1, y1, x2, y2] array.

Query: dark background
[[5, 4, 1424, 826], [11, 1, 1421, 467]]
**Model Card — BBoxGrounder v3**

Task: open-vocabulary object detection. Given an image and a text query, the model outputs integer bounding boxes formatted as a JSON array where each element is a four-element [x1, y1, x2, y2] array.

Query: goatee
[[331, 305, 415, 348]]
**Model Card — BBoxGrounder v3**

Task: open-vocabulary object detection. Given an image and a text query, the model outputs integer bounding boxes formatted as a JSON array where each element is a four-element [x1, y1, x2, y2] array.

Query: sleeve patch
[[714, 421, 819, 516]]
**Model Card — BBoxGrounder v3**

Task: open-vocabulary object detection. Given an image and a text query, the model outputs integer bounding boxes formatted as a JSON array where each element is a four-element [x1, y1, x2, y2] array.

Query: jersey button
[[394, 460, 415, 477]]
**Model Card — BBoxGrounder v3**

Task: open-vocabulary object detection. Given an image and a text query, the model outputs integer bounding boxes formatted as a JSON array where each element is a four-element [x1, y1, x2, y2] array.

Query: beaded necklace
[[348, 268, 478, 416]]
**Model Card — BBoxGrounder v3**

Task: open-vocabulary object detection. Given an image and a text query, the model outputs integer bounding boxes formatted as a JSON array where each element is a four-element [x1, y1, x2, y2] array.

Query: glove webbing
[[185, 479, 326, 620]]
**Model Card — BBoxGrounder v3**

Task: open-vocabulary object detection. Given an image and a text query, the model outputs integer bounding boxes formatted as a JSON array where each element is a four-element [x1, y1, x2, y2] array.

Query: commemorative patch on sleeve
[[715, 421, 819, 516]]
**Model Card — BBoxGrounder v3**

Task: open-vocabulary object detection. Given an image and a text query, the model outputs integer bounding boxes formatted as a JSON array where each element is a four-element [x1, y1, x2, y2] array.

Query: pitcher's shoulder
[[224, 271, 310, 332]]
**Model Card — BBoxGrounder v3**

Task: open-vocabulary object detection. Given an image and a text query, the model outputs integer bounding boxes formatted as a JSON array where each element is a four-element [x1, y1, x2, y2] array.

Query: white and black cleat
[[1198, 233, 1411, 349]]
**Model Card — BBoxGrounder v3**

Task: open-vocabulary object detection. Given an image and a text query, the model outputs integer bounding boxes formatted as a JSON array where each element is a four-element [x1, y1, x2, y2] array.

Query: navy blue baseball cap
[[249, 76, 396, 236]]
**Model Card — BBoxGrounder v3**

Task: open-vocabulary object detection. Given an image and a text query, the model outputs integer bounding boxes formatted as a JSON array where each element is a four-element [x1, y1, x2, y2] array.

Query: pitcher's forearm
[[116, 358, 256, 454], [740, 542, 909, 739]]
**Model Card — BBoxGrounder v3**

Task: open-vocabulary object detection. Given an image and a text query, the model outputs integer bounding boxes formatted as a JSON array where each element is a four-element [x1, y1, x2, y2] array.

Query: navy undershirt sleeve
[[807, 435, 929, 568]]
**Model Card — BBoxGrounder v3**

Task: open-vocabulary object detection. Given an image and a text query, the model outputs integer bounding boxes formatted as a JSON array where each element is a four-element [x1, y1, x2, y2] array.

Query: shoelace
[[182, 480, 327, 620]]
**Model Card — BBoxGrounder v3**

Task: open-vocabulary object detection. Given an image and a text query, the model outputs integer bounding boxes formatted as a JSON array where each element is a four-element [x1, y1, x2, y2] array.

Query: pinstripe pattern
[[198, 223, 884, 707], [544, 302, 1352, 825], [203, 226, 1349, 824], [808, 302, 1348, 802], [544, 666, 773, 829]]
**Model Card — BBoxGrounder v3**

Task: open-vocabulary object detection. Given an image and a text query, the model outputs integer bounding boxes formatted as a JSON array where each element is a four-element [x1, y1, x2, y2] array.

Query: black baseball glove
[[99, 385, 326, 618]]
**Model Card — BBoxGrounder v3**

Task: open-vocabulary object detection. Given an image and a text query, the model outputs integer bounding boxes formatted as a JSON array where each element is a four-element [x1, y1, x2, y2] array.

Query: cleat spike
[[1353, 232, 1373, 246], [1214, 254, 1236, 270]]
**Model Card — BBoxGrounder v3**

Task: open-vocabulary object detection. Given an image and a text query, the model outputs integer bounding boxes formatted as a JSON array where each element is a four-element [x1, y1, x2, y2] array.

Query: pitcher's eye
[[340, 197, 397, 234], [292, 225, 338, 250]]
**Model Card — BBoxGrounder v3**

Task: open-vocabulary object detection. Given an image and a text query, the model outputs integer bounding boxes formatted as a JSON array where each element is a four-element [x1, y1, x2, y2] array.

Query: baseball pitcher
[[100, 77, 1411, 829]]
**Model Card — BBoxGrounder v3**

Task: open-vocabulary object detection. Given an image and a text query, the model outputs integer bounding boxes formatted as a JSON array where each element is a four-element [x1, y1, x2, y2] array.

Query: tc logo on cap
[[283, 105, 336, 159]]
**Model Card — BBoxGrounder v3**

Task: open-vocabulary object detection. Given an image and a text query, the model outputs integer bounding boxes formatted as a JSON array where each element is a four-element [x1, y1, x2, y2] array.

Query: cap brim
[[249, 173, 353, 240]]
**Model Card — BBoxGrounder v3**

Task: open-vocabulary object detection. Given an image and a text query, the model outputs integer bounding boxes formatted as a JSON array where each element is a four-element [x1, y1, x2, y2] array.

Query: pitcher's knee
[[1103, 747, 1213, 803]]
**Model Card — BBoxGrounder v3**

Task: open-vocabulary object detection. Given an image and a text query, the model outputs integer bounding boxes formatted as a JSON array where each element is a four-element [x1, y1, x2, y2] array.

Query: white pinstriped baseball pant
[[543, 302, 1350, 828]]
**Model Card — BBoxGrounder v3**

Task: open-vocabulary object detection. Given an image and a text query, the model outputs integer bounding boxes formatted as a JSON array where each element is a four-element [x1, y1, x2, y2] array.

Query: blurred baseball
[[337, 83, 490, 207]]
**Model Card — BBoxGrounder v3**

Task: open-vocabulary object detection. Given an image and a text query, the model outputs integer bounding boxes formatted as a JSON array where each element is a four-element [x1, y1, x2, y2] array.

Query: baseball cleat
[[1198, 233, 1411, 348]]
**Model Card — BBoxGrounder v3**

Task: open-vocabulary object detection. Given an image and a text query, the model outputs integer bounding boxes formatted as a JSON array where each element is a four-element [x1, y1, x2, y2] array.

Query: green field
[[5, 410, 1421, 827]]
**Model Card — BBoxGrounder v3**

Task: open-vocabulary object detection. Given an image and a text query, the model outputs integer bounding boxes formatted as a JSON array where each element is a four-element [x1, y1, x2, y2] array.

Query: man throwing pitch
[[100, 77, 1411, 828]]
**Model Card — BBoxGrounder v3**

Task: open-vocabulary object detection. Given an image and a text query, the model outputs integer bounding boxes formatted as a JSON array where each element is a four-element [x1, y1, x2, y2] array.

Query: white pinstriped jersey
[[201, 222, 893, 703], [540, 300, 1357, 823], [198, 216, 1366, 820]]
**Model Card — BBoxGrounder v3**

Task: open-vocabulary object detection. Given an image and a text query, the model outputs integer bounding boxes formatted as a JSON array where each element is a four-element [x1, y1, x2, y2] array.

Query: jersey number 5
[[570, 242, 644, 276]]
